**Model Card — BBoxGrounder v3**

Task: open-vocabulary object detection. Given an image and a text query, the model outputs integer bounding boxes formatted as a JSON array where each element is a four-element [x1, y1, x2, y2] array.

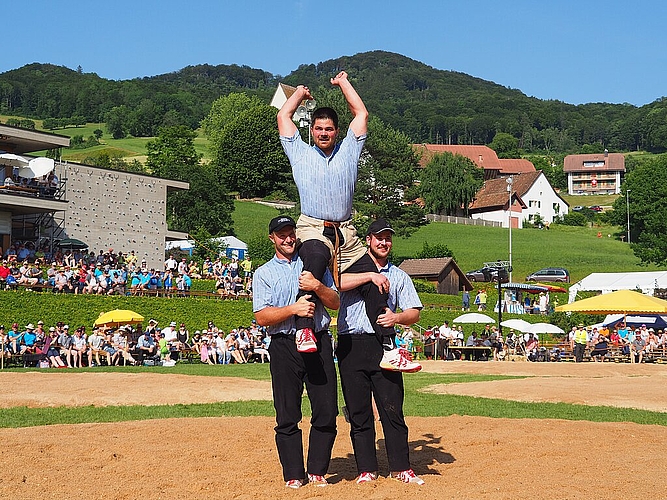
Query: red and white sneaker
[[296, 328, 317, 353], [307, 473, 328, 487], [355, 471, 378, 484], [380, 347, 422, 373], [285, 479, 304, 489], [390, 469, 425, 485]]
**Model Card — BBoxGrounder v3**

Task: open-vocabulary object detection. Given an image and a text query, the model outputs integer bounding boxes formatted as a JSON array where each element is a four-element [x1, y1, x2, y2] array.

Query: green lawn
[[1, 366, 664, 428], [231, 200, 659, 284]]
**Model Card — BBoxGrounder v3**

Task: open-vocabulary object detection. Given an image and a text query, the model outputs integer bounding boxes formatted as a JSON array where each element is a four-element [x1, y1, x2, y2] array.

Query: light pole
[[506, 176, 513, 282], [295, 99, 317, 145], [626, 189, 631, 244]]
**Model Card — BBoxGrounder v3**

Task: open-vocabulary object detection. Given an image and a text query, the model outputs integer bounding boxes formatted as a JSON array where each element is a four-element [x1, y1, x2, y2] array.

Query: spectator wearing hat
[[20, 324, 37, 354], [572, 324, 588, 363], [630, 330, 646, 363]]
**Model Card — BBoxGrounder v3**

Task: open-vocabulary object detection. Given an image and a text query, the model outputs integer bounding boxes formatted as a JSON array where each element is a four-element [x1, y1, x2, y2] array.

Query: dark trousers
[[269, 331, 338, 481], [337, 334, 410, 474], [297, 239, 393, 342], [574, 342, 586, 362]]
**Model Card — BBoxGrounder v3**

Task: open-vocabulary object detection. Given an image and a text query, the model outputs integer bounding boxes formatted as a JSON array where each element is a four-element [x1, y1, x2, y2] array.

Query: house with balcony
[[563, 151, 625, 195], [0, 124, 188, 269]]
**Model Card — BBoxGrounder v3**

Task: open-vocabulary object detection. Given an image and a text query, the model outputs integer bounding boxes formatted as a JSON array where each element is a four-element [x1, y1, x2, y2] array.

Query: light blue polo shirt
[[280, 128, 365, 222], [253, 253, 334, 335]]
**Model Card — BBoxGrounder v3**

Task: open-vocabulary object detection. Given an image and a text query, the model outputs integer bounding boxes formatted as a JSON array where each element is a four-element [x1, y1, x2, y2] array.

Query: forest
[[2, 51, 667, 154]]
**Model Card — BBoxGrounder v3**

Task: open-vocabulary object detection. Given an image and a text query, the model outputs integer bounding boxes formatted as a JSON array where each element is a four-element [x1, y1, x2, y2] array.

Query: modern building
[[0, 124, 188, 269], [563, 151, 625, 195]]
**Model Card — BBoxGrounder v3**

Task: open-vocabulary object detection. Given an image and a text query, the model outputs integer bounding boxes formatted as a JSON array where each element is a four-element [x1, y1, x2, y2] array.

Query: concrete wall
[[59, 162, 188, 270]]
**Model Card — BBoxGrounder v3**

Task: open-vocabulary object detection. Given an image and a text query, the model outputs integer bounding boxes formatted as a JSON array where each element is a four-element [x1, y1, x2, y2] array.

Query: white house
[[468, 171, 569, 227]]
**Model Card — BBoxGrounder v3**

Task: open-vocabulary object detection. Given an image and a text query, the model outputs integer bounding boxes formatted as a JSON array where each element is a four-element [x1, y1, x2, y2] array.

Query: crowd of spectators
[[419, 321, 667, 363], [0, 242, 254, 298], [1, 318, 270, 368]]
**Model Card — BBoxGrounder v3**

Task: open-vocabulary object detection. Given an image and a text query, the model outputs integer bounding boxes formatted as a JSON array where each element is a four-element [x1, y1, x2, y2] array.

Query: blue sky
[[5, 0, 666, 106]]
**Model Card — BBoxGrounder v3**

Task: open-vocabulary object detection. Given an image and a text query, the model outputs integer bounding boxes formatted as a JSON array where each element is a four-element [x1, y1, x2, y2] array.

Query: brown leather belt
[[323, 221, 341, 287]]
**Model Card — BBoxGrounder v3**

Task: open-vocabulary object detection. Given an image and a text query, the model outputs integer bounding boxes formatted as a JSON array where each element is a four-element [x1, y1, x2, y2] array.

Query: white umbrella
[[528, 322, 564, 334], [453, 312, 496, 324], [18, 157, 54, 178], [500, 318, 533, 332], [0, 153, 30, 167]]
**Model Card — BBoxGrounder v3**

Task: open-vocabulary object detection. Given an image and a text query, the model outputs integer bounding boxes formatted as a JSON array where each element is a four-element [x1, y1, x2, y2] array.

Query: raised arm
[[331, 71, 368, 137], [277, 85, 313, 137]]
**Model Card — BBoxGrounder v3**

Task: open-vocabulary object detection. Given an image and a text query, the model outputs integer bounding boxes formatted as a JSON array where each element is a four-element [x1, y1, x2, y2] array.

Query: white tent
[[568, 271, 667, 303], [165, 236, 247, 258]]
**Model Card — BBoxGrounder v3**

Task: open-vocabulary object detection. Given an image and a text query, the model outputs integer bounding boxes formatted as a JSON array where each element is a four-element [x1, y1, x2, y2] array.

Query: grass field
[[231, 201, 657, 284], [1, 364, 665, 429]]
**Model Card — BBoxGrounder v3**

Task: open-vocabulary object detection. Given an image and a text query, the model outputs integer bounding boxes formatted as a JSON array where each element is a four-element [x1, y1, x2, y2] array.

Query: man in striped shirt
[[252, 215, 339, 489], [337, 218, 424, 485], [277, 71, 406, 371]]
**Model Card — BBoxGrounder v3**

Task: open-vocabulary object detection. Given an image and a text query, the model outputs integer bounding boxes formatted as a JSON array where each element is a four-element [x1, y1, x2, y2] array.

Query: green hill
[[2, 52, 667, 152]]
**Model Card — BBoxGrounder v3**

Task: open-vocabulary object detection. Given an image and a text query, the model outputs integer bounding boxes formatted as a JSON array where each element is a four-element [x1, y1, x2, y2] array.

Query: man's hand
[[295, 84, 313, 100], [376, 307, 399, 328], [298, 271, 320, 292], [370, 273, 390, 294], [330, 71, 348, 86], [293, 294, 315, 318]]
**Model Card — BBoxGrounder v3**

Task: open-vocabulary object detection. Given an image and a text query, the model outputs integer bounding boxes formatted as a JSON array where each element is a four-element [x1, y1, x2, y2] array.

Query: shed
[[398, 257, 473, 295]]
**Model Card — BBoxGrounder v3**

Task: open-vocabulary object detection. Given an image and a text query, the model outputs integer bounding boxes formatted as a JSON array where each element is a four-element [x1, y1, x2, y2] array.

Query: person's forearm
[[277, 86, 308, 136], [394, 308, 421, 327], [338, 78, 367, 119], [312, 281, 340, 310], [254, 304, 299, 327], [339, 272, 375, 292]]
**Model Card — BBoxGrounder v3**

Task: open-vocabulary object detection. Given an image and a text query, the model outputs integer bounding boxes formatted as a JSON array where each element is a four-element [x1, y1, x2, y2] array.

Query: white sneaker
[[356, 471, 378, 484], [285, 479, 303, 489], [390, 469, 424, 485], [296, 328, 317, 353], [380, 347, 422, 373], [307, 473, 328, 487]]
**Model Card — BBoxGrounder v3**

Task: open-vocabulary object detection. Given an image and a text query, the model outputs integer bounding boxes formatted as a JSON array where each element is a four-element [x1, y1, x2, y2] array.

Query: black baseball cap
[[269, 216, 296, 234], [366, 218, 395, 237]]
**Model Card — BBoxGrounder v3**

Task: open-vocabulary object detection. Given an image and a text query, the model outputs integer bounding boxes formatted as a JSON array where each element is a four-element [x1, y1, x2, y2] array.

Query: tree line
[[3, 52, 667, 153]]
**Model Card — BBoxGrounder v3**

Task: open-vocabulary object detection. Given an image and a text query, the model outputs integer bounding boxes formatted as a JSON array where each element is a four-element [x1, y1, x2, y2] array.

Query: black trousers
[[269, 331, 338, 481], [337, 334, 410, 474], [574, 342, 586, 362], [297, 238, 393, 342]]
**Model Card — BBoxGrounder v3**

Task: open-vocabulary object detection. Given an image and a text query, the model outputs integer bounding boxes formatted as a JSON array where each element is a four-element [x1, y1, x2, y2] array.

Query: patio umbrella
[[94, 309, 144, 327], [0, 153, 29, 167], [57, 238, 88, 250], [555, 289, 667, 314], [453, 312, 496, 324], [500, 318, 533, 332], [18, 157, 55, 179], [528, 322, 564, 334], [535, 283, 568, 293]]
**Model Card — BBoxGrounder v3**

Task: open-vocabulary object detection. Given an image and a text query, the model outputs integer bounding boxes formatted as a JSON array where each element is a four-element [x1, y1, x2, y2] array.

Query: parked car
[[466, 267, 509, 283], [572, 206, 584, 211], [525, 267, 570, 283], [589, 205, 603, 212]]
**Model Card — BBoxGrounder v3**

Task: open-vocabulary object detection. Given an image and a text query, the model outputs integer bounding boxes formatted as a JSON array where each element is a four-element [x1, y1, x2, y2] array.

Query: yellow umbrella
[[555, 289, 667, 314], [94, 309, 144, 327]]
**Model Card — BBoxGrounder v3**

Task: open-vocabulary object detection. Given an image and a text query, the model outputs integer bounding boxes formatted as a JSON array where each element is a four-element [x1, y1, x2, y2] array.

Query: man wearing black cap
[[253, 215, 340, 489], [337, 217, 424, 485]]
